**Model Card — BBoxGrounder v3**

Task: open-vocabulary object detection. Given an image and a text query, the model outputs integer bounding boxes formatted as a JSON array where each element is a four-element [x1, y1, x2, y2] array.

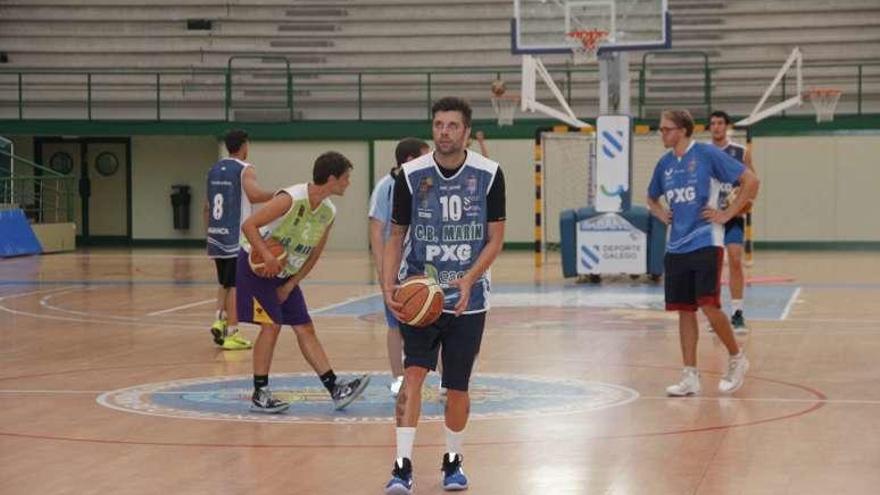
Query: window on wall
[[94, 152, 120, 177], [49, 151, 74, 175]]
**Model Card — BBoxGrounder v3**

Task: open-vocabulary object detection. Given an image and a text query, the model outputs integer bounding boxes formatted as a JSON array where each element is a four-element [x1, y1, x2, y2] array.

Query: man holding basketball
[[382, 97, 506, 493], [647, 109, 759, 398], [238, 151, 369, 413], [709, 110, 755, 333]]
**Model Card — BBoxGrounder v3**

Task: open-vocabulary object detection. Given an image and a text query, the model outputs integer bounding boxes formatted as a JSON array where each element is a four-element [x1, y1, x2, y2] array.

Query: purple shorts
[[235, 251, 311, 326]]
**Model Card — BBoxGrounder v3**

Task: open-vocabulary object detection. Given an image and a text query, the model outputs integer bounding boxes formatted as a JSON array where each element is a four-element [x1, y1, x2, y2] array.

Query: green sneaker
[[222, 330, 253, 350], [210, 319, 226, 346]]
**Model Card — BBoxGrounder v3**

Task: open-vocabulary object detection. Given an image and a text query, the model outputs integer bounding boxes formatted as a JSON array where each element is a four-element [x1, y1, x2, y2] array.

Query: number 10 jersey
[[399, 152, 500, 314]]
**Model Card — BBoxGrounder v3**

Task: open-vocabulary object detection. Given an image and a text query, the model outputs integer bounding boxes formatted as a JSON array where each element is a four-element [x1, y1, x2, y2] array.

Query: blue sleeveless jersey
[[206, 158, 251, 258], [400, 152, 499, 314], [647, 142, 745, 254], [716, 141, 746, 210]]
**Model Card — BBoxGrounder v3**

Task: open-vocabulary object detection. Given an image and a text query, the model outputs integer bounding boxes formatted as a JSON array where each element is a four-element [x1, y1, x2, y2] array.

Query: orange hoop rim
[[566, 29, 610, 50], [805, 87, 842, 98]]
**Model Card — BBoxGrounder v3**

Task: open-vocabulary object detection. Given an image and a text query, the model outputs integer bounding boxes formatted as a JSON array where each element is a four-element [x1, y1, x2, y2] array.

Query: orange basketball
[[248, 238, 288, 276], [393, 276, 444, 328]]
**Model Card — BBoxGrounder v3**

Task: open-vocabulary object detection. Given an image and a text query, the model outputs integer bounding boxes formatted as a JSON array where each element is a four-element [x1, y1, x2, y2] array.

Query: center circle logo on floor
[[97, 372, 639, 424]]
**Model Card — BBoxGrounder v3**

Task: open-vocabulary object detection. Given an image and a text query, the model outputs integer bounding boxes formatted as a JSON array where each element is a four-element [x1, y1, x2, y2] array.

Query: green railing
[[639, 54, 880, 119], [0, 59, 878, 121], [0, 148, 75, 224]]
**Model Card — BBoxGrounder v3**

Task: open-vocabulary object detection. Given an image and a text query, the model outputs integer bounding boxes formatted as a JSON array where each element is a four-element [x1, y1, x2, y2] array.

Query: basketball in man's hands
[[393, 276, 444, 327], [248, 238, 287, 276]]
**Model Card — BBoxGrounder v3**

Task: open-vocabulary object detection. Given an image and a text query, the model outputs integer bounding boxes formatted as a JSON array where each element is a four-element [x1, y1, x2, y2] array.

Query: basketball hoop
[[806, 88, 842, 123], [491, 94, 519, 126], [565, 29, 609, 64]]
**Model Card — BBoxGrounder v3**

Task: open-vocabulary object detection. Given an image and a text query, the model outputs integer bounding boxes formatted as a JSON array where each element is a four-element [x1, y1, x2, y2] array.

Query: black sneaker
[[331, 374, 370, 410], [731, 310, 749, 335], [250, 387, 290, 414], [384, 457, 413, 495], [441, 452, 468, 491]]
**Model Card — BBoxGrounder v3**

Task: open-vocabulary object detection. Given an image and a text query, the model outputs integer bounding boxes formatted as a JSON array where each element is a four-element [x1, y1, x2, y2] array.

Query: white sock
[[226, 325, 237, 337], [731, 299, 744, 313], [684, 366, 698, 374], [445, 425, 464, 455], [396, 427, 416, 460], [216, 310, 225, 321]]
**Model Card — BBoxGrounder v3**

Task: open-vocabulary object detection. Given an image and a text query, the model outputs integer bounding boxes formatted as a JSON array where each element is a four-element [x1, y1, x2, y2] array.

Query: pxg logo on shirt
[[665, 186, 697, 204]]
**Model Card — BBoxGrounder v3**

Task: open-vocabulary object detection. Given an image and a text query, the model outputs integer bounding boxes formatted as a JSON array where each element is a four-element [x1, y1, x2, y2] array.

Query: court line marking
[[39, 288, 149, 322], [6, 286, 880, 335], [780, 286, 802, 320], [0, 288, 202, 329], [0, 286, 75, 301], [310, 292, 383, 314], [147, 298, 215, 316]]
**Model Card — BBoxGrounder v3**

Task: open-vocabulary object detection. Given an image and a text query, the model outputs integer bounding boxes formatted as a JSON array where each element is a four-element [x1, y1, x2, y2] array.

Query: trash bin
[[170, 184, 191, 230]]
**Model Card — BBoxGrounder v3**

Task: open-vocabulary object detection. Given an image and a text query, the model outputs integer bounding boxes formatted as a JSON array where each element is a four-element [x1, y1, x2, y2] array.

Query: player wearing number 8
[[382, 97, 506, 494], [205, 129, 274, 350]]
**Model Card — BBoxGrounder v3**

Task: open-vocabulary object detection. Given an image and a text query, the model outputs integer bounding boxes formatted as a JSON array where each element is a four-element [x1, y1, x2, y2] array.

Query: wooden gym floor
[[0, 248, 878, 494]]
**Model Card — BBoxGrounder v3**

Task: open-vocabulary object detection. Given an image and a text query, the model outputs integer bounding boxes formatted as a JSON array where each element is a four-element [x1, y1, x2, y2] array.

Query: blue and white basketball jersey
[[206, 158, 252, 258], [648, 141, 745, 254], [400, 151, 499, 314], [715, 141, 746, 210]]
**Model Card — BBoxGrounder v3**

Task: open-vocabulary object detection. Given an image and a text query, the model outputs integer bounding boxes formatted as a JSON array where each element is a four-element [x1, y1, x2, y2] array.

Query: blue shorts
[[384, 305, 400, 328], [235, 251, 311, 327], [724, 216, 745, 245]]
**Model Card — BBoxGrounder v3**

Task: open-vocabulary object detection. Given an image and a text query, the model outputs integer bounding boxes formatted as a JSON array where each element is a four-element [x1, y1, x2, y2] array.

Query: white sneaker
[[666, 368, 701, 396], [389, 376, 404, 397], [718, 352, 750, 394]]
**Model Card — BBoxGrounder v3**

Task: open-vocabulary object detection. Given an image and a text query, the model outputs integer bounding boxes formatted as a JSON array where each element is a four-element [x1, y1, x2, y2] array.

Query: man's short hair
[[661, 109, 696, 137], [394, 137, 429, 166], [709, 110, 732, 125], [224, 129, 248, 154], [431, 97, 472, 128], [313, 151, 353, 185]]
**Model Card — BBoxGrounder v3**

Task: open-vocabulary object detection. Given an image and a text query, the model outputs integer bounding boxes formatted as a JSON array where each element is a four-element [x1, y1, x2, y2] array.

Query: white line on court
[[147, 298, 215, 316], [0, 286, 76, 301], [780, 286, 802, 320], [39, 288, 146, 322], [310, 292, 380, 314]]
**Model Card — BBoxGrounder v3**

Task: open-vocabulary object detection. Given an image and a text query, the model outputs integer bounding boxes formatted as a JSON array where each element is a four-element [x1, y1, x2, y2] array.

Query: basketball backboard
[[512, 0, 670, 55]]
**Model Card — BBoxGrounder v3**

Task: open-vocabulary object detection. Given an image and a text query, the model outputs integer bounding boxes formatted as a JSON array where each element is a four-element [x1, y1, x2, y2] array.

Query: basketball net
[[491, 94, 519, 126], [806, 88, 842, 123], [565, 29, 609, 64]]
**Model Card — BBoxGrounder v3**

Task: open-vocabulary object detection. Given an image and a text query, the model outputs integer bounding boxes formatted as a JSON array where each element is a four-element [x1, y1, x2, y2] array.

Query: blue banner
[[0, 209, 42, 258]]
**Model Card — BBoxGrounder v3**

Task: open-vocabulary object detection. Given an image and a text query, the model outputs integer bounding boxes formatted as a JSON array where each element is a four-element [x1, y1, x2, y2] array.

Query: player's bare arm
[[241, 192, 293, 278], [368, 218, 386, 286], [276, 223, 332, 302], [702, 169, 760, 224], [647, 196, 672, 225], [241, 167, 275, 204], [382, 223, 407, 319]]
